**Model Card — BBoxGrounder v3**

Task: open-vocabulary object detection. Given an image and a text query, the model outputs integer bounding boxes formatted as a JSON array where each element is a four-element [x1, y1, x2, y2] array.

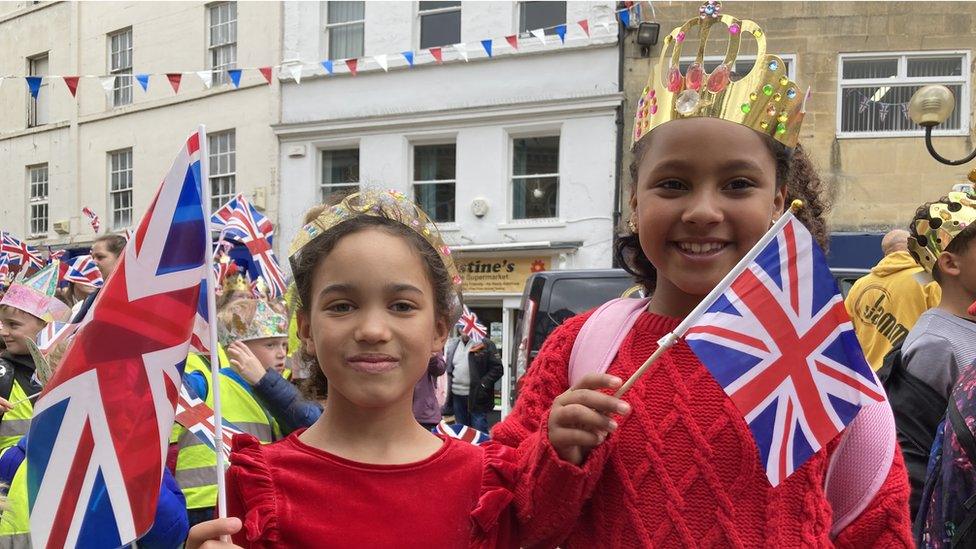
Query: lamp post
[[907, 85, 976, 167]]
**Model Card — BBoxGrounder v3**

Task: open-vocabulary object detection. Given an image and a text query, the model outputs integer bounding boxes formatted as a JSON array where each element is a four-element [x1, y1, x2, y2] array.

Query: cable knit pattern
[[493, 310, 913, 548]]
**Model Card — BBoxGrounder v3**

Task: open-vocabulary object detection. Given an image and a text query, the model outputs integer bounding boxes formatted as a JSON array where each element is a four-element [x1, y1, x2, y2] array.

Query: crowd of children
[[1, 3, 975, 548]]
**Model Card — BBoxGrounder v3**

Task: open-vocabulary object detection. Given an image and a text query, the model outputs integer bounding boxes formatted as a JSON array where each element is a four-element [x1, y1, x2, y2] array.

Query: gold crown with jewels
[[633, 0, 809, 149]]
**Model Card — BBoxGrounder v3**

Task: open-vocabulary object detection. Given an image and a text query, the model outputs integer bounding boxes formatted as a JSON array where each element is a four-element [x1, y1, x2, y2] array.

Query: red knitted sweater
[[493, 310, 913, 548]]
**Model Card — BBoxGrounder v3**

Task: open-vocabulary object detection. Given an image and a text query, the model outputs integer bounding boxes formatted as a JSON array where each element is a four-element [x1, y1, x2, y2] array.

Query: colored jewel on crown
[[707, 64, 730, 93], [667, 66, 683, 93], [686, 63, 704, 91], [675, 89, 700, 115]]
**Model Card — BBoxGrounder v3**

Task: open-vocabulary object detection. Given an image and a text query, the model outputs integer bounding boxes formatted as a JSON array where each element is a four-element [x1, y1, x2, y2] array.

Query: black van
[[507, 269, 640, 408]]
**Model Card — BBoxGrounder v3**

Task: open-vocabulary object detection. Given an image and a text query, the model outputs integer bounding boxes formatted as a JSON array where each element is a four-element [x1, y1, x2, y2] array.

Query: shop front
[[454, 247, 568, 419]]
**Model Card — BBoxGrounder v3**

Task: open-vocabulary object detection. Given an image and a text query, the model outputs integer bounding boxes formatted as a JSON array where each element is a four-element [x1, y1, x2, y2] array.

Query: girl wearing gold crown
[[492, 3, 913, 547], [186, 190, 519, 548]]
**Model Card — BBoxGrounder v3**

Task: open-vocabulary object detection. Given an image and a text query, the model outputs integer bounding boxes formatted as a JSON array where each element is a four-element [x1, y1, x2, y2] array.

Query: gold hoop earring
[[628, 219, 638, 234]]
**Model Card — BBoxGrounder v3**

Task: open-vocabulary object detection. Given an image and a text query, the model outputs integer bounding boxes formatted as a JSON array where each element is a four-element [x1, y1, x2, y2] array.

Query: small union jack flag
[[432, 421, 490, 445], [684, 214, 885, 486], [175, 383, 244, 459], [211, 194, 286, 298], [82, 206, 101, 233], [64, 255, 104, 287], [27, 130, 210, 548], [456, 305, 487, 342], [1, 232, 44, 272]]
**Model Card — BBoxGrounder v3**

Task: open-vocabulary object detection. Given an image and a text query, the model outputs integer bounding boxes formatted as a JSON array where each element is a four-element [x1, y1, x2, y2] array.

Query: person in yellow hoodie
[[845, 229, 941, 370]]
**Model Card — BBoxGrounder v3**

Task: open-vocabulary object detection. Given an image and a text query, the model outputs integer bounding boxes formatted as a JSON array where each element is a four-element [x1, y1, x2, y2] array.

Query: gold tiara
[[288, 189, 463, 293], [633, 0, 808, 149]]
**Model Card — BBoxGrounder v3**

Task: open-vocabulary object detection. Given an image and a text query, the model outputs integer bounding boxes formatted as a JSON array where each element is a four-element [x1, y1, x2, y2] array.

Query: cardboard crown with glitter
[[908, 190, 976, 274], [633, 0, 809, 149], [0, 262, 70, 323], [288, 188, 464, 293]]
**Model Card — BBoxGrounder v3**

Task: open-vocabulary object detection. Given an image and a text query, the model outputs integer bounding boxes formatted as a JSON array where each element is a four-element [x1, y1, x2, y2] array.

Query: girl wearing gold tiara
[[493, 3, 913, 547], [187, 190, 519, 548]]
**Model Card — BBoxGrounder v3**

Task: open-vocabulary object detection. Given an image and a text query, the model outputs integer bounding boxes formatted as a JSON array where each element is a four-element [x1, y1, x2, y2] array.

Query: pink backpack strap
[[824, 399, 898, 538], [568, 298, 650, 387]]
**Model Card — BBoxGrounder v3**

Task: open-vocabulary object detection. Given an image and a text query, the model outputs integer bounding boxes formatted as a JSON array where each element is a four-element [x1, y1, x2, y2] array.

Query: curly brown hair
[[615, 134, 832, 293], [291, 212, 459, 401]]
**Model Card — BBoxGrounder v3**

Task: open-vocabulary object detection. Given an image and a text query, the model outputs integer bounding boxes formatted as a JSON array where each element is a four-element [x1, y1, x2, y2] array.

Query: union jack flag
[[432, 421, 490, 445], [1, 232, 43, 272], [684, 215, 885, 486], [0, 254, 10, 284], [456, 305, 487, 342], [190, 278, 212, 355], [27, 131, 210, 548], [211, 194, 285, 298], [64, 255, 104, 287], [82, 206, 101, 233], [175, 383, 244, 459]]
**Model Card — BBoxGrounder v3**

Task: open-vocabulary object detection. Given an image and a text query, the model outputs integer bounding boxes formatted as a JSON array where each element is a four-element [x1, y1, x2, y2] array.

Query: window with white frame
[[678, 54, 798, 83], [838, 52, 970, 137], [208, 2, 237, 86], [28, 164, 49, 236], [321, 149, 360, 204], [512, 136, 559, 220], [325, 1, 364, 60], [208, 130, 236, 212], [109, 28, 133, 107], [109, 149, 133, 230], [519, 1, 566, 35], [419, 1, 461, 49], [413, 144, 456, 223], [27, 53, 48, 127]]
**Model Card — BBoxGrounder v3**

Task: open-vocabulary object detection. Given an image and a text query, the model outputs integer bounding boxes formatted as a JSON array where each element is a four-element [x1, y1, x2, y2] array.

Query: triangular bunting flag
[[259, 66, 273, 84], [374, 54, 389, 72], [530, 29, 547, 45], [554, 24, 567, 43], [429, 48, 443, 64], [578, 19, 590, 37], [167, 73, 182, 93], [345, 59, 359, 76], [619, 8, 631, 28], [401, 51, 415, 67], [136, 73, 150, 92], [100, 76, 116, 96], [321, 60, 334, 74], [196, 70, 213, 89], [289, 64, 303, 83], [26, 76, 42, 99], [62, 76, 80, 97], [505, 35, 518, 50], [228, 69, 243, 88], [481, 39, 493, 57], [453, 43, 469, 62]]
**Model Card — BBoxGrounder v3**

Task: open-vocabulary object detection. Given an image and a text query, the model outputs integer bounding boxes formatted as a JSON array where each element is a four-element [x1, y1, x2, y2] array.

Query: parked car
[[507, 267, 868, 409]]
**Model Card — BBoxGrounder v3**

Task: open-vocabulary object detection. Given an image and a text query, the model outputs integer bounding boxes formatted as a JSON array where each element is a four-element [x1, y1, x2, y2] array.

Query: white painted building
[[0, 1, 281, 253], [276, 1, 622, 408]]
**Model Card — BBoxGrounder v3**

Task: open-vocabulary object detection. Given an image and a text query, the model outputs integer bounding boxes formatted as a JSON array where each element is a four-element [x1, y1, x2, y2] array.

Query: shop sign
[[458, 256, 549, 293]]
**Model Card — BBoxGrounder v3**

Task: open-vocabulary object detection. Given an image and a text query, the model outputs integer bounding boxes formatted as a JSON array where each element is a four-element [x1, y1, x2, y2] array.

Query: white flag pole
[[615, 200, 804, 397], [197, 124, 230, 526]]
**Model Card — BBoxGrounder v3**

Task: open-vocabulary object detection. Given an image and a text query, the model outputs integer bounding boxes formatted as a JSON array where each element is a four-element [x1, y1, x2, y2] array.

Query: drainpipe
[[611, 5, 626, 268]]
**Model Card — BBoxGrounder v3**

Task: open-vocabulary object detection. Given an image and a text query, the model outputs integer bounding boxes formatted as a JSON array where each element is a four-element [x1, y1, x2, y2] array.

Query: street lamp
[[908, 85, 976, 166]]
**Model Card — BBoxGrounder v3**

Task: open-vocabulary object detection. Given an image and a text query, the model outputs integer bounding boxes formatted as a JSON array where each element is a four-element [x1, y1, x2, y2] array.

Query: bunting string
[[0, 5, 639, 101]]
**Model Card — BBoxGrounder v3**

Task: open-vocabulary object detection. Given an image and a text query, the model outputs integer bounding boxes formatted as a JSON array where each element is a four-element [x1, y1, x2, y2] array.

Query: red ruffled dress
[[225, 429, 519, 548]]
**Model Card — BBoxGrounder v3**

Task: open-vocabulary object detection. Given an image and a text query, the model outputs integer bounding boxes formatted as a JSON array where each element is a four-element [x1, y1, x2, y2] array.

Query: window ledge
[[434, 223, 461, 232], [835, 130, 971, 139], [497, 219, 566, 230]]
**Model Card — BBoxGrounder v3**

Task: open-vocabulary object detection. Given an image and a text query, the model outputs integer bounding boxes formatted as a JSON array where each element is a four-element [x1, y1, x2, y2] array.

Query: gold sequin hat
[[289, 188, 464, 304], [633, 0, 809, 149], [217, 298, 288, 347], [908, 190, 976, 274]]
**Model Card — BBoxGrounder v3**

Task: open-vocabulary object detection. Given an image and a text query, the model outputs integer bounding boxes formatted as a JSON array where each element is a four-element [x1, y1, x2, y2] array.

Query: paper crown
[[289, 189, 464, 294], [908, 190, 976, 274], [217, 298, 288, 347], [223, 273, 249, 294], [0, 261, 70, 323], [633, 0, 808, 149]]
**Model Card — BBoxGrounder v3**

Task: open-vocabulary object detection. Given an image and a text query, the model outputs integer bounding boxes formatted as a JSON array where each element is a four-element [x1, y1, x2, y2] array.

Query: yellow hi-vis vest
[[0, 460, 31, 548], [173, 355, 281, 510], [0, 381, 34, 454]]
